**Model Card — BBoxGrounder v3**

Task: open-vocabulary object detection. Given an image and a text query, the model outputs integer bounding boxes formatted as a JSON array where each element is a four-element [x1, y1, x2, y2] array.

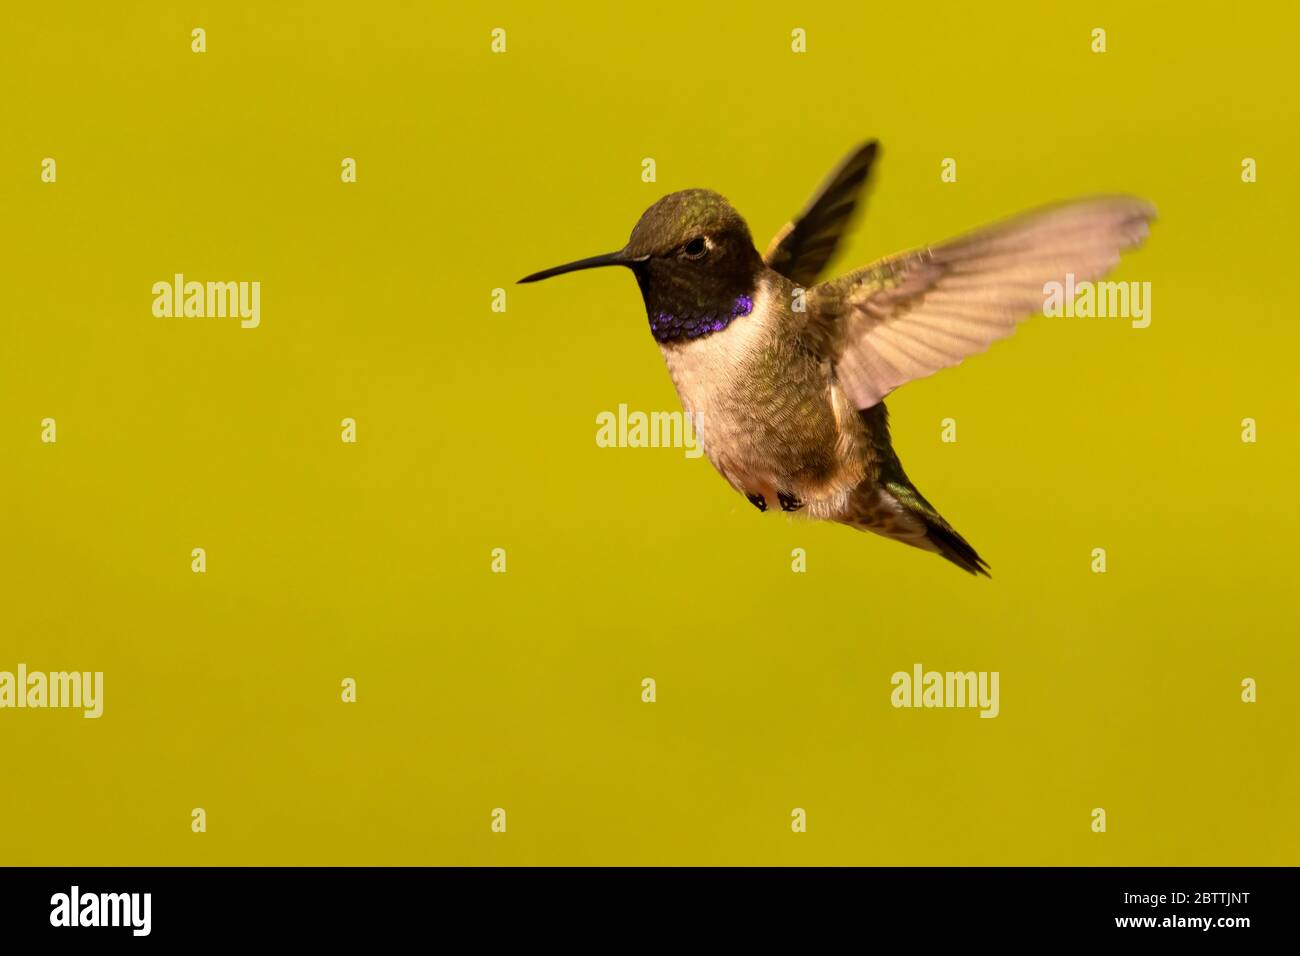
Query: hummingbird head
[[519, 189, 765, 343]]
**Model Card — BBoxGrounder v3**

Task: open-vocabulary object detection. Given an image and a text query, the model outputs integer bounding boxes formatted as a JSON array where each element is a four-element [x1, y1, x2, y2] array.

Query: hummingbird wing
[[763, 141, 879, 287], [805, 196, 1155, 410]]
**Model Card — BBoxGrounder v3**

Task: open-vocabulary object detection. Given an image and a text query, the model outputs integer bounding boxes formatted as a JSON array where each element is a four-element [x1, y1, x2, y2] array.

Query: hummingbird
[[519, 142, 1154, 575]]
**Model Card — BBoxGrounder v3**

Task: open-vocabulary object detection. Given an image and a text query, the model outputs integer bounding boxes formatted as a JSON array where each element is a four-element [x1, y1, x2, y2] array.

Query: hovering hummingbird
[[519, 142, 1154, 575]]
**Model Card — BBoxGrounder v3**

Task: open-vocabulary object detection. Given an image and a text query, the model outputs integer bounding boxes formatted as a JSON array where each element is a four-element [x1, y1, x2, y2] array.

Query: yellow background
[[1, 1, 1296, 865]]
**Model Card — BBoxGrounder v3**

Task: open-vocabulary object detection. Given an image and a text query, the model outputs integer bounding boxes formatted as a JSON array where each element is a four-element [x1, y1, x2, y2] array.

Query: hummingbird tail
[[888, 481, 990, 577], [843, 405, 991, 576], [841, 480, 990, 576]]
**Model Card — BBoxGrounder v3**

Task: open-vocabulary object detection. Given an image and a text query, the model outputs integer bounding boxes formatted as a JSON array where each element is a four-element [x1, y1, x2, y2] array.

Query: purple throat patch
[[650, 295, 754, 343]]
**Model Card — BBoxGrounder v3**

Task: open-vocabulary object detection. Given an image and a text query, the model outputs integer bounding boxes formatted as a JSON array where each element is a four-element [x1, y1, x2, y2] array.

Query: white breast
[[657, 282, 782, 497]]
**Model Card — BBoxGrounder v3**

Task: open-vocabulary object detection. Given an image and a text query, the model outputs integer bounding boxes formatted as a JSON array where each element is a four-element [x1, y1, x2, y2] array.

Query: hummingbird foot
[[778, 492, 804, 513], [746, 493, 767, 513]]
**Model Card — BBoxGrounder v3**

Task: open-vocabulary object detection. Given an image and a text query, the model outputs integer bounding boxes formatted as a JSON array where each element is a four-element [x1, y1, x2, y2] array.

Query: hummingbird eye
[[683, 237, 708, 259]]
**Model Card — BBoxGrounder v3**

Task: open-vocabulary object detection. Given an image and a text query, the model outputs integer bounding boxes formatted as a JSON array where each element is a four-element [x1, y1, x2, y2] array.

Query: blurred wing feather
[[807, 197, 1156, 409], [763, 141, 879, 287]]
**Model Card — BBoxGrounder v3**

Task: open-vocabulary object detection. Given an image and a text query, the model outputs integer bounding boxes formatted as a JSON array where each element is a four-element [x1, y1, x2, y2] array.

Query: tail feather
[[883, 479, 991, 577], [844, 403, 991, 576]]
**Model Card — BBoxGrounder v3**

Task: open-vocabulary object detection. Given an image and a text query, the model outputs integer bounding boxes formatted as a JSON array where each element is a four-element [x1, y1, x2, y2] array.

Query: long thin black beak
[[517, 249, 641, 284]]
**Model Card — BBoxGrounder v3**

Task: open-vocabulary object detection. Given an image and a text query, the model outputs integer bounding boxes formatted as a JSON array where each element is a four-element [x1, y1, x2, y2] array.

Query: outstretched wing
[[763, 141, 879, 287], [805, 196, 1156, 410]]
